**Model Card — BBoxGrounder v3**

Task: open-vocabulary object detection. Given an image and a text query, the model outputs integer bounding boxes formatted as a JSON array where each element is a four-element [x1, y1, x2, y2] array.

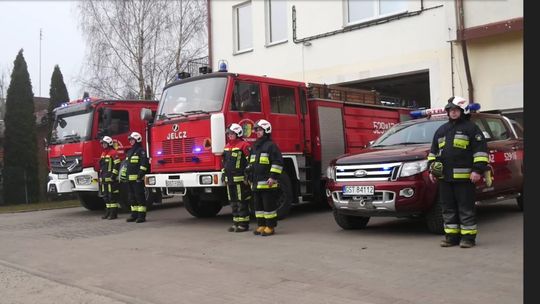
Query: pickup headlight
[[400, 160, 428, 177], [326, 166, 335, 180]]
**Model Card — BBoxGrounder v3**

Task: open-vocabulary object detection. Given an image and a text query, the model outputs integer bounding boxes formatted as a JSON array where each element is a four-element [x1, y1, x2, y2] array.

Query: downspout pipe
[[456, 0, 474, 102], [207, 0, 213, 69]]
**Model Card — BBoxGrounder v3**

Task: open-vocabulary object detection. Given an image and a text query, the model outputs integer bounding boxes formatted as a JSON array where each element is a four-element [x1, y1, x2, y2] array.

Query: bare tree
[[77, 0, 207, 99]]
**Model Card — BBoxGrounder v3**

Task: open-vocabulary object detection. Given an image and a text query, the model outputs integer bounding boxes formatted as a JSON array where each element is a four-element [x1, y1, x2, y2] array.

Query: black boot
[[126, 210, 138, 222], [101, 208, 111, 219], [440, 234, 460, 247], [136, 212, 146, 223], [108, 208, 118, 220]]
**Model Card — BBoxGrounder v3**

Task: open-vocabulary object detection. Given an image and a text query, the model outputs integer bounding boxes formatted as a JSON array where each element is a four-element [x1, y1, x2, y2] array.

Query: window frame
[[230, 81, 262, 113], [268, 85, 297, 116], [265, 0, 288, 47], [233, 1, 254, 55], [344, 0, 409, 26]]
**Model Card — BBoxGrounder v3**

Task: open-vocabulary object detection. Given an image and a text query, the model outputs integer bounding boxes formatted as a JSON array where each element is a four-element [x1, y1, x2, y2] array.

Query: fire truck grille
[[50, 156, 83, 174], [160, 138, 212, 164], [335, 162, 402, 182]]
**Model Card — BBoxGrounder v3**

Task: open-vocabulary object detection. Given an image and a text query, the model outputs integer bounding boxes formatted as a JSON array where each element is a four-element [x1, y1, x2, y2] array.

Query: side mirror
[[140, 108, 153, 121]]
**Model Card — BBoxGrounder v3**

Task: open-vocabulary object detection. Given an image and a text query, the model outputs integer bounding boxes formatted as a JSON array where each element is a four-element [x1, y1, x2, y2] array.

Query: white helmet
[[227, 123, 243, 137], [128, 132, 142, 143], [445, 96, 470, 114], [254, 119, 272, 134], [100, 136, 113, 147]]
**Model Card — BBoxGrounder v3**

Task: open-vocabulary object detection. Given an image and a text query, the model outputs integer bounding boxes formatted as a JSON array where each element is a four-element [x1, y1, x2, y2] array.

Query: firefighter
[[427, 96, 489, 248], [98, 136, 121, 220], [124, 132, 150, 223], [247, 119, 284, 236], [222, 123, 252, 232]]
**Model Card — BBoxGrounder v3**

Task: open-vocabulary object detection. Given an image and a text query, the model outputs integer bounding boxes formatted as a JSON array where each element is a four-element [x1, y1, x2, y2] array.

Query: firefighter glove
[[429, 161, 444, 178]]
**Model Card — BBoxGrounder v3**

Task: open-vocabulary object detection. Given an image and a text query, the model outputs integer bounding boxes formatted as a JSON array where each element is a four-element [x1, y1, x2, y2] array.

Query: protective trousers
[[100, 181, 120, 218], [226, 182, 251, 228], [253, 190, 279, 228], [439, 180, 477, 241], [127, 181, 147, 221]]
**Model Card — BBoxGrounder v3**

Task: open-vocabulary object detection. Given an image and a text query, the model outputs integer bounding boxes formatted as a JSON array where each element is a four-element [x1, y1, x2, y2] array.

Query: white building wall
[[463, 0, 523, 27], [210, 0, 522, 111]]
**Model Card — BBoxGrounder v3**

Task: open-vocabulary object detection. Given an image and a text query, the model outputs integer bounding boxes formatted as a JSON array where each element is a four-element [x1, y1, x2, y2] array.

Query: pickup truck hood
[[335, 144, 430, 165]]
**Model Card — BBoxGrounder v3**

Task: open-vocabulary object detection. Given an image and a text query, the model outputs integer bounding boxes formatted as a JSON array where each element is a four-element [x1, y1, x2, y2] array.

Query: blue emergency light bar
[[410, 103, 481, 119]]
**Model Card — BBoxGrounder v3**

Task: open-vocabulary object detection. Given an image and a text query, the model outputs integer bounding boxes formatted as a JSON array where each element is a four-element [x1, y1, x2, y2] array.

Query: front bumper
[[47, 168, 99, 194], [145, 171, 225, 189]]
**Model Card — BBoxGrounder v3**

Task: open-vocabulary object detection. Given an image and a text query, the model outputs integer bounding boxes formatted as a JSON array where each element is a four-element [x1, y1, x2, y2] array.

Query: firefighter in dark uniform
[[125, 132, 150, 223], [98, 136, 121, 220], [222, 123, 252, 232], [247, 119, 284, 236], [428, 96, 489, 248]]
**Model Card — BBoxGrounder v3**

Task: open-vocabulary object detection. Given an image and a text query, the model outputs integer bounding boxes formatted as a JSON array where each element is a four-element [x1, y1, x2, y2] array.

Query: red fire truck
[[46, 97, 160, 210], [141, 69, 412, 219], [325, 105, 524, 234]]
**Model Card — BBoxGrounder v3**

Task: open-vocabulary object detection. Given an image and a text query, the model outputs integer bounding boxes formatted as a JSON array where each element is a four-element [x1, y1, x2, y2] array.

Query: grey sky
[[0, 1, 86, 99]]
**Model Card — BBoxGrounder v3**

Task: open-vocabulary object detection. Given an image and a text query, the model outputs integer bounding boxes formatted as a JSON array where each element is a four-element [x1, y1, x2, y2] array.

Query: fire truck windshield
[[50, 111, 93, 144], [157, 77, 227, 120], [371, 119, 446, 147]]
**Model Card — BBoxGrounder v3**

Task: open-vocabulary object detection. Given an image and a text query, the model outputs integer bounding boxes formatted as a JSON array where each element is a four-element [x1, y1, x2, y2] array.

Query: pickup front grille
[[335, 162, 402, 182]]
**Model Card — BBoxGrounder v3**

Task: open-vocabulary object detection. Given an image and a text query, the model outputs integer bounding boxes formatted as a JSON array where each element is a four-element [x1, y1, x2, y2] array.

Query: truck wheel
[[332, 209, 370, 230], [78, 192, 105, 211], [516, 194, 523, 211], [425, 200, 444, 235], [276, 172, 293, 220], [183, 193, 222, 218]]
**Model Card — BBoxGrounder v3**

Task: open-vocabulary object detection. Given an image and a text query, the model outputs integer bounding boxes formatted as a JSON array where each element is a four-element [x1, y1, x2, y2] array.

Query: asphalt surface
[[0, 199, 523, 304]]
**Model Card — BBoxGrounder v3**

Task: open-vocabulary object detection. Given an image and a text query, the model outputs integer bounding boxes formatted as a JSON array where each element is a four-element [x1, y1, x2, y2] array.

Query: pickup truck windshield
[[157, 77, 227, 120], [371, 119, 446, 147], [50, 111, 93, 144]]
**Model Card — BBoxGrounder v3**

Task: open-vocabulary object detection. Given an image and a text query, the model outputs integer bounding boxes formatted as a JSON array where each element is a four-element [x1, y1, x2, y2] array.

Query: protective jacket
[[248, 135, 284, 191], [428, 117, 489, 182], [99, 147, 121, 183], [125, 142, 149, 182], [222, 138, 251, 185]]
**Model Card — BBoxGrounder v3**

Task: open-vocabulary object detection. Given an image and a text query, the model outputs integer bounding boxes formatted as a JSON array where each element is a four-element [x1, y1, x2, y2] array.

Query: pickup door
[[473, 115, 524, 197]]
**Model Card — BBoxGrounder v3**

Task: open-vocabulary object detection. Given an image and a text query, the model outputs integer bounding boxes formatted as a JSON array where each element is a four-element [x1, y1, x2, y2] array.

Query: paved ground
[[0, 199, 522, 304]]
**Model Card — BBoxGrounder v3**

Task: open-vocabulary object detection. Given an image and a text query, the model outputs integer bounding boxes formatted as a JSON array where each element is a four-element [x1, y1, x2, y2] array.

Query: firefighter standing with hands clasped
[[124, 132, 150, 223], [247, 119, 284, 236], [427, 96, 489, 248], [222, 123, 252, 232], [98, 136, 121, 220]]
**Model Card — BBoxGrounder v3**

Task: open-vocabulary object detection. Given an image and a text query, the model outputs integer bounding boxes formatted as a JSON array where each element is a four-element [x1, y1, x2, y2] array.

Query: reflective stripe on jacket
[[248, 136, 284, 191]]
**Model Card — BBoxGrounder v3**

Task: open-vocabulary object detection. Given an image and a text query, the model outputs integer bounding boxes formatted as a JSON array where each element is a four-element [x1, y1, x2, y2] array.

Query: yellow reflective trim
[[256, 183, 279, 189], [444, 228, 460, 234], [250, 155, 256, 163], [461, 229, 477, 235], [140, 166, 148, 171], [138, 206, 147, 212], [113, 159, 121, 164], [453, 138, 469, 149], [264, 213, 277, 219], [233, 176, 245, 182], [270, 167, 282, 174], [237, 184, 242, 200], [112, 169, 119, 174], [453, 173, 471, 179], [255, 212, 265, 218], [128, 175, 138, 180], [259, 156, 270, 164], [237, 216, 250, 222], [474, 156, 489, 163], [427, 156, 436, 161], [131, 206, 137, 211]]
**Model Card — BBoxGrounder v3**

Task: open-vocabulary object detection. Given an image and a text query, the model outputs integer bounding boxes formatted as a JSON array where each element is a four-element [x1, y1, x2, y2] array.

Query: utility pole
[[39, 28, 42, 97]]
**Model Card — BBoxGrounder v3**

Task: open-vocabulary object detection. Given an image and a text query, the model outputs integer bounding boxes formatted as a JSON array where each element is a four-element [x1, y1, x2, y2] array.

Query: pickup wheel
[[333, 209, 370, 230], [78, 192, 105, 211], [183, 193, 222, 218], [425, 200, 444, 235]]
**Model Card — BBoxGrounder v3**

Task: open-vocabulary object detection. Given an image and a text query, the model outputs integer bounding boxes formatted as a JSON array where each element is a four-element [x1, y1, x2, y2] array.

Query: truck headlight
[[199, 175, 213, 185], [146, 176, 156, 185], [326, 166, 335, 180], [400, 160, 428, 177], [75, 175, 93, 185]]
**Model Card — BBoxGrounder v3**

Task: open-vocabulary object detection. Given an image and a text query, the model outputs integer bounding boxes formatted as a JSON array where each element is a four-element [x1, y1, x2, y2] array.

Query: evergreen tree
[[2, 50, 39, 204], [47, 65, 69, 133]]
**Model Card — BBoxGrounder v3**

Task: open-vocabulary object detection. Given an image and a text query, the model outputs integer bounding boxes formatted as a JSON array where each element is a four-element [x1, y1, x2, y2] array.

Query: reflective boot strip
[[264, 211, 277, 220], [255, 211, 265, 219], [444, 223, 460, 234], [460, 224, 478, 235], [131, 206, 138, 212], [233, 216, 250, 223], [473, 152, 489, 163], [137, 206, 147, 212], [453, 168, 472, 179]]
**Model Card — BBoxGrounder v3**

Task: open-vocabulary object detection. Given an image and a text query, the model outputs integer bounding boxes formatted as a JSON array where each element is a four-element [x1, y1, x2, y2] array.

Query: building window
[[234, 1, 253, 53], [346, 0, 408, 24], [265, 0, 287, 45], [269, 86, 296, 115]]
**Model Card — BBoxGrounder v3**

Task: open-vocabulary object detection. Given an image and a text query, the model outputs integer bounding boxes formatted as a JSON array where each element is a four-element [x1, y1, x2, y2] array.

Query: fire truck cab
[[47, 97, 159, 210]]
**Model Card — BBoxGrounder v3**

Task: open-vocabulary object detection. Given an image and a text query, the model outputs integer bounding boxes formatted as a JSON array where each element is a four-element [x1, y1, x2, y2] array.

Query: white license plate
[[342, 185, 374, 196], [166, 180, 183, 187], [58, 174, 68, 180]]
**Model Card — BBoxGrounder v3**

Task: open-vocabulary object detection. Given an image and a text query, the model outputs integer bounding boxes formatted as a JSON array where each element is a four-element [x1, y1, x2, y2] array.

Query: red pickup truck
[[325, 110, 524, 234]]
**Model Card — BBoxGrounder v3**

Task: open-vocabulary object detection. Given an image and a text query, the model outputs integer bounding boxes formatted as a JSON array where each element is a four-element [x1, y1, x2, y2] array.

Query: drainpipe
[[207, 0, 213, 68], [456, 0, 474, 102]]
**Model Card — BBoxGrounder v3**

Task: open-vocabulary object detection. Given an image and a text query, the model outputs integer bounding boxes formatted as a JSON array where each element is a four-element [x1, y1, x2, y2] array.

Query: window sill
[[345, 10, 408, 28], [265, 39, 288, 48], [233, 48, 253, 56]]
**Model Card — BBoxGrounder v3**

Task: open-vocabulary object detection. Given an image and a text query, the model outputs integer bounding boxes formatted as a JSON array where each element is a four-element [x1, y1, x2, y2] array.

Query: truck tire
[[78, 192, 105, 211], [332, 209, 370, 230], [183, 193, 223, 218], [425, 200, 444, 234]]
